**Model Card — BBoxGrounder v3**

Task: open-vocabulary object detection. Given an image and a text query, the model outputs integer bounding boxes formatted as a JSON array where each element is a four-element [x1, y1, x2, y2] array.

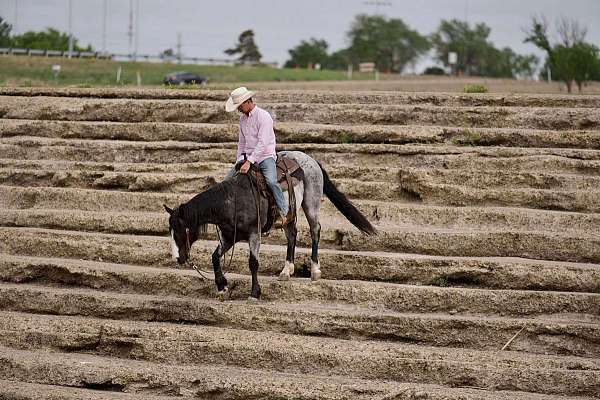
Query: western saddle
[[237, 155, 304, 232]]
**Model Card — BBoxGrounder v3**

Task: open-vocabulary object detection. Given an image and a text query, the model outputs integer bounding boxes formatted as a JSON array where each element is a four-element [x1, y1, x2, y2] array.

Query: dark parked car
[[163, 71, 208, 86]]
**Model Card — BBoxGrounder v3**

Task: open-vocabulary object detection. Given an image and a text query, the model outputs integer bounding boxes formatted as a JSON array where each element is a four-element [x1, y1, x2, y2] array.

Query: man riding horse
[[224, 87, 292, 228], [165, 87, 376, 299]]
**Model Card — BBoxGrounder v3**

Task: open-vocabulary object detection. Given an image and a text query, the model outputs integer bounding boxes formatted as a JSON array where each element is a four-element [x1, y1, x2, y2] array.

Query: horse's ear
[[163, 204, 174, 215]]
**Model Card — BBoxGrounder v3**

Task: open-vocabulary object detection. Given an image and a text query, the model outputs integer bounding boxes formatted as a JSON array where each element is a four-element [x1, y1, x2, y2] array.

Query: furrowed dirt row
[[2, 210, 599, 262], [3, 87, 600, 108], [1, 96, 600, 129], [2, 119, 600, 149], [1, 88, 599, 399]]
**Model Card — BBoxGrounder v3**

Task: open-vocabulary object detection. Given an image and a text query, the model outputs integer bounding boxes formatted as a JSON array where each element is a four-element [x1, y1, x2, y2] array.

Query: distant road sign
[[448, 52, 458, 65], [359, 62, 376, 73]]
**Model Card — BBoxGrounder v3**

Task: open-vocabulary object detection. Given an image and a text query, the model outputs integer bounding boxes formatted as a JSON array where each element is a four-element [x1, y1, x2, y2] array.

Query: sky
[[1, 0, 599, 72]]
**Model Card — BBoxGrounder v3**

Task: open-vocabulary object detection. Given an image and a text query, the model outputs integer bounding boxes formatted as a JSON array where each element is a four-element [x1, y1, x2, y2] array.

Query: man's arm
[[236, 123, 246, 162]]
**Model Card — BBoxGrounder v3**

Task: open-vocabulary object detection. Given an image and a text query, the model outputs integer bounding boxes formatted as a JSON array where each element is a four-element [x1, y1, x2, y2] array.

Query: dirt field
[[0, 85, 599, 399]]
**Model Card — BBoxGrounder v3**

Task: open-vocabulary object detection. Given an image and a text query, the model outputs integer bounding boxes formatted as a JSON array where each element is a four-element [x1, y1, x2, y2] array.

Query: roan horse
[[164, 151, 376, 300]]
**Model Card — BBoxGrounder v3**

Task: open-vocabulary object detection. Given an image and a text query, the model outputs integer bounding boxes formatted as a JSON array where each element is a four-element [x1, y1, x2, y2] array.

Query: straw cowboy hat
[[225, 86, 255, 112]]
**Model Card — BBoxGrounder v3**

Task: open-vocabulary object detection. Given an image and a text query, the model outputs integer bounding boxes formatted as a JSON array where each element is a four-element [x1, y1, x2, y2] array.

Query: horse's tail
[[319, 163, 377, 235]]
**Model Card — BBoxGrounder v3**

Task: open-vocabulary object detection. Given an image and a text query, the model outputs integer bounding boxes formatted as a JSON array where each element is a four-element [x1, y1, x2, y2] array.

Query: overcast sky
[[1, 0, 599, 72]]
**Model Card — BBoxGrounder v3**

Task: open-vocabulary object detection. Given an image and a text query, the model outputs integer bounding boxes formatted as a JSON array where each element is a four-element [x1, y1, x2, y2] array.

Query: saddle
[[236, 155, 304, 232], [254, 156, 304, 195]]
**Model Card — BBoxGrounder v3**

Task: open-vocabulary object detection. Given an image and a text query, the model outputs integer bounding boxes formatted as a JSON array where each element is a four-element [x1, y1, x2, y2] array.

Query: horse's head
[[164, 204, 190, 265]]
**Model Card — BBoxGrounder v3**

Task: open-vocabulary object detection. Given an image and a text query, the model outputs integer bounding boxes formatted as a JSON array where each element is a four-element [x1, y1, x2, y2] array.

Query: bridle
[[176, 189, 239, 282], [172, 168, 258, 283], [178, 226, 211, 280]]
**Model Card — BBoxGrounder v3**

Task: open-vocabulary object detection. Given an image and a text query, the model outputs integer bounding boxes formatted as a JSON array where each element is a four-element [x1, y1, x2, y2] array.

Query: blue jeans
[[225, 158, 288, 215]]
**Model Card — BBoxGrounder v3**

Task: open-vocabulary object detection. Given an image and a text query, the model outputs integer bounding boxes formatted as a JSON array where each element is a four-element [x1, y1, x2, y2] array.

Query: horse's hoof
[[247, 296, 259, 302], [311, 262, 321, 281], [286, 261, 295, 277], [311, 270, 322, 281], [278, 272, 291, 281], [217, 287, 229, 299]]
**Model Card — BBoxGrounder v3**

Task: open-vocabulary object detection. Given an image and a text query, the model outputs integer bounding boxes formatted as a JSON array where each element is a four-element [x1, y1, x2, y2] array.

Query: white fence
[[0, 48, 277, 67]]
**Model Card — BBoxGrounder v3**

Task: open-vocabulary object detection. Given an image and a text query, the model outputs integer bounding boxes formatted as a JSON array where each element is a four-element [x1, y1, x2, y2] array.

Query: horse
[[164, 150, 376, 300]]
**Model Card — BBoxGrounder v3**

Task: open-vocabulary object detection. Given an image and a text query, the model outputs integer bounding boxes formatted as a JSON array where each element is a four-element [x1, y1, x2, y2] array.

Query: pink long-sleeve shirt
[[236, 106, 277, 165]]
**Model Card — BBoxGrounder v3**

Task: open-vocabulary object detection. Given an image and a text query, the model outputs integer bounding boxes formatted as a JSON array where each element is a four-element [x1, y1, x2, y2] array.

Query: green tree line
[[3, 13, 599, 90], [284, 13, 600, 87], [525, 16, 600, 92], [0, 17, 92, 52]]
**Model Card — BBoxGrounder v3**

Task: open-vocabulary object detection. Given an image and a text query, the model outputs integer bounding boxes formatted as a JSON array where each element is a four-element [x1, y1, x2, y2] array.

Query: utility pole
[[128, 0, 133, 58], [13, 0, 18, 34], [177, 33, 182, 64], [102, 0, 108, 55], [67, 0, 73, 58], [134, 0, 140, 61]]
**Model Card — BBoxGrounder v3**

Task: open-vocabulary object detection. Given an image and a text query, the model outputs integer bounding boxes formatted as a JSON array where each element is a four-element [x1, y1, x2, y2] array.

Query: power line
[[364, 0, 392, 6], [363, 0, 392, 14]]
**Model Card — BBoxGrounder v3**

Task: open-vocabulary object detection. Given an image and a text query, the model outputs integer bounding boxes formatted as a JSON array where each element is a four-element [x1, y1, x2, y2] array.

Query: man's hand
[[240, 160, 252, 174]]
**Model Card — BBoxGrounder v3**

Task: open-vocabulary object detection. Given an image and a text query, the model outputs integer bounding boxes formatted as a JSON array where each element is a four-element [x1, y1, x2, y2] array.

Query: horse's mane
[[177, 178, 237, 236]]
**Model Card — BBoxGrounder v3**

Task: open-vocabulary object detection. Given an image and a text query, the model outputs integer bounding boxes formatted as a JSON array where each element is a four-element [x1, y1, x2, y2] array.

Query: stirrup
[[273, 211, 293, 229]]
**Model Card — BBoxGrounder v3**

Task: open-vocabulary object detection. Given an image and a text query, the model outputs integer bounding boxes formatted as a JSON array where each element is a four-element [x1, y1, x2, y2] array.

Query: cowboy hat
[[225, 86, 255, 112]]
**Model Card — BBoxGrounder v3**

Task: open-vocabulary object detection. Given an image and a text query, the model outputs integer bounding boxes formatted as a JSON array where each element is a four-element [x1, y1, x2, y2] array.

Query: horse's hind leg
[[279, 222, 297, 281], [302, 197, 322, 281], [248, 233, 262, 300]]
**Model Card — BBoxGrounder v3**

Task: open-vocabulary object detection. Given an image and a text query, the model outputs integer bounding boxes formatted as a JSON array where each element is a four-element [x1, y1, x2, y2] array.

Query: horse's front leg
[[212, 232, 232, 294], [248, 233, 261, 300]]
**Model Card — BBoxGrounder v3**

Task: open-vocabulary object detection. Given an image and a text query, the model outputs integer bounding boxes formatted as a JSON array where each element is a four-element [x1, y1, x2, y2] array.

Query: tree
[[568, 42, 599, 92], [524, 16, 600, 93], [479, 46, 539, 79], [160, 48, 175, 59], [225, 30, 262, 64], [325, 49, 351, 70], [524, 16, 552, 54], [431, 19, 537, 78], [10, 27, 92, 51], [431, 19, 492, 76], [511, 53, 540, 80], [284, 38, 329, 69], [284, 40, 349, 71], [0, 16, 12, 47], [346, 14, 430, 73]]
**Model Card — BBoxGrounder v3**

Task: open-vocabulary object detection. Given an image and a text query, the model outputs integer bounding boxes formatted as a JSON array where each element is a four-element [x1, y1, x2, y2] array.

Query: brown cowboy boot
[[273, 209, 293, 229]]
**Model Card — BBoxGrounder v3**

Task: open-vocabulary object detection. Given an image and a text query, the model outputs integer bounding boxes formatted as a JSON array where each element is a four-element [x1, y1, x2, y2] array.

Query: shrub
[[464, 84, 488, 93]]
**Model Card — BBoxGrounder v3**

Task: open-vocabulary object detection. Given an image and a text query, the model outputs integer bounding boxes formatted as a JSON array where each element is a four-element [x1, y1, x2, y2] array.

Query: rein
[[181, 174, 239, 280], [177, 169, 259, 281], [183, 227, 211, 280], [216, 178, 238, 273]]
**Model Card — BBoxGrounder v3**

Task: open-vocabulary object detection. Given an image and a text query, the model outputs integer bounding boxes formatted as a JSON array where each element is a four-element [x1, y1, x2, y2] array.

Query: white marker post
[[448, 52, 458, 76], [52, 64, 61, 84]]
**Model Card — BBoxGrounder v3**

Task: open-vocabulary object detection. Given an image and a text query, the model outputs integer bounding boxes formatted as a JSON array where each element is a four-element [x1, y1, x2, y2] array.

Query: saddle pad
[[276, 156, 303, 191], [252, 156, 304, 194]]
